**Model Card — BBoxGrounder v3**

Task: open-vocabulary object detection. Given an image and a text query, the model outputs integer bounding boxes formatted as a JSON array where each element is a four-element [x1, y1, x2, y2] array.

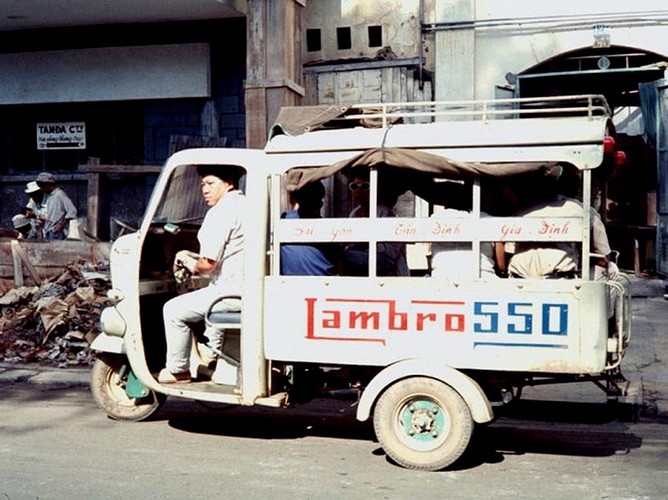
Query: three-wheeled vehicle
[[91, 95, 631, 471]]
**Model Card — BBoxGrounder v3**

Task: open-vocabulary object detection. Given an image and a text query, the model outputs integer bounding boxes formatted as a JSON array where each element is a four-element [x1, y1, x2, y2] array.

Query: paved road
[[0, 382, 667, 500]]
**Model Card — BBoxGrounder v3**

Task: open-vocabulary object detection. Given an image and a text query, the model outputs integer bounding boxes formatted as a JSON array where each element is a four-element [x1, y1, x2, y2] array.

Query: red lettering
[[305, 297, 467, 344], [417, 312, 437, 331], [305, 297, 385, 344], [322, 310, 341, 328], [349, 311, 380, 329], [539, 220, 571, 235], [445, 313, 465, 332], [388, 301, 407, 330], [305, 297, 316, 339]]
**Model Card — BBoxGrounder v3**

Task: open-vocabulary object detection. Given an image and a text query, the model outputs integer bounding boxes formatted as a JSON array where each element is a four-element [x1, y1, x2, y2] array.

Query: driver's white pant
[[163, 286, 240, 374]]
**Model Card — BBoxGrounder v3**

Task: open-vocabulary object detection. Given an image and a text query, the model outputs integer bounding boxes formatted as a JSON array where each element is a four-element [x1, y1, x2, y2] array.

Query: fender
[[357, 359, 494, 424], [90, 332, 126, 354]]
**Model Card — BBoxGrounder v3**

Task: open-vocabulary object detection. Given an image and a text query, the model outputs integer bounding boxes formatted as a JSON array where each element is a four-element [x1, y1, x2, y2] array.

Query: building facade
[[0, 0, 667, 273], [0, 5, 249, 239]]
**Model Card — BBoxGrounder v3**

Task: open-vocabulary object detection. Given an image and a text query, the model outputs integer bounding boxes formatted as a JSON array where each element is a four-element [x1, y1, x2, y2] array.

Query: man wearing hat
[[158, 165, 246, 384], [11, 214, 35, 239], [35, 172, 77, 240], [24, 180, 47, 239]]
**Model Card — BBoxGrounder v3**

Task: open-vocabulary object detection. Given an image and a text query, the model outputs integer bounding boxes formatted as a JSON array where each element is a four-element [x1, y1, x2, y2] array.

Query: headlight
[[100, 307, 127, 338]]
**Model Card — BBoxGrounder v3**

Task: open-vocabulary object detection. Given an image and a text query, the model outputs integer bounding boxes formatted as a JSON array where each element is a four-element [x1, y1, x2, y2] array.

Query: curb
[[0, 363, 91, 387]]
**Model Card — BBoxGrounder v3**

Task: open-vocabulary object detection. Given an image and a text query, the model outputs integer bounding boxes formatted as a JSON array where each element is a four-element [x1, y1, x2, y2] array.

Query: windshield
[[153, 164, 208, 226]]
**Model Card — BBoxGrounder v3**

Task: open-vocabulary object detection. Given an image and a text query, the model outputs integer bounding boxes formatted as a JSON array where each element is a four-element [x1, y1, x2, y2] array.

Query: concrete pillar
[[433, 0, 475, 102]]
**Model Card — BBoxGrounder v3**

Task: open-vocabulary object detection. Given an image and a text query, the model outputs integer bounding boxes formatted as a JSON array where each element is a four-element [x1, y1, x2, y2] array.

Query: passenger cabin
[[126, 95, 627, 405], [253, 95, 629, 376]]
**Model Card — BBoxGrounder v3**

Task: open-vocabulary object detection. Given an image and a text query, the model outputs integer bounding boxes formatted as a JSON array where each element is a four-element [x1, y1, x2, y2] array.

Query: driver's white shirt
[[197, 189, 245, 294]]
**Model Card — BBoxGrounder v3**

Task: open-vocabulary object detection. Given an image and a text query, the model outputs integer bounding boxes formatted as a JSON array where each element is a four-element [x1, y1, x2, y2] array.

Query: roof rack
[[345, 94, 612, 127]]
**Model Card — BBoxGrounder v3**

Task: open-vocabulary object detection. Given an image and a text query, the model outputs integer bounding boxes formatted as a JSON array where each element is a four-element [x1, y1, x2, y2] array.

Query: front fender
[[90, 332, 126, 354], [357, 359, 494, 424]]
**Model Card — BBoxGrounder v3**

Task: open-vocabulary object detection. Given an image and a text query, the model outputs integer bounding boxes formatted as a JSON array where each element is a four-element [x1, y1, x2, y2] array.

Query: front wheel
[[91, 353, 166, 422], [373, 377, 474, 471]]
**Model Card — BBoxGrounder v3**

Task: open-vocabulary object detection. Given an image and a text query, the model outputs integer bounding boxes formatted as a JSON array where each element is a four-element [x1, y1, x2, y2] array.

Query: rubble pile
[[0, 261, 111, 366]]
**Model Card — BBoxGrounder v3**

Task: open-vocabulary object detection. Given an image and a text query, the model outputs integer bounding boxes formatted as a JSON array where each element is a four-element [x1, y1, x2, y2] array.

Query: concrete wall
[[0, 44, 210, 105], [303, 1, 668, 101], [303, 0, 423, 63]]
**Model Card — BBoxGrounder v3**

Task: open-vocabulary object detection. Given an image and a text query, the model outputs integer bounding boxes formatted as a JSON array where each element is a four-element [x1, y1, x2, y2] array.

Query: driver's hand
[[173, 250, 200, 283], [175, 250, 199, 273]]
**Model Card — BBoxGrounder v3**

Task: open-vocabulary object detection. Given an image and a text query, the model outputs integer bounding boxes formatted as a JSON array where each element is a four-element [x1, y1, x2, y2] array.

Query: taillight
[[614, 150, 627, 165], [603, 136, 616, 153]]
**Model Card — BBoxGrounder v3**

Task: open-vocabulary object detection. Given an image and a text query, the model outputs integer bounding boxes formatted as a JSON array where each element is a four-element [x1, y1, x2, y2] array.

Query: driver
[[158, 165, 245, 384]]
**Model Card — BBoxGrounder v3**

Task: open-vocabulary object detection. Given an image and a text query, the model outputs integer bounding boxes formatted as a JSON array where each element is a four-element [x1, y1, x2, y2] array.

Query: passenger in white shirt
[[430, 208, 498, 280]]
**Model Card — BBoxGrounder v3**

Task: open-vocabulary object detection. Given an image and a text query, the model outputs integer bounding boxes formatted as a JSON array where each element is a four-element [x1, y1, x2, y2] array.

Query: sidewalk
[[0, 361, 91, 386], [1, 275, 666, 418], [621, 275, 668, 419]]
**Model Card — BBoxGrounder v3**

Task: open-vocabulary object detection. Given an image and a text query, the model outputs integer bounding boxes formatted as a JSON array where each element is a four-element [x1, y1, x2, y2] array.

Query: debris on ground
[[0, 260, 111, 367]]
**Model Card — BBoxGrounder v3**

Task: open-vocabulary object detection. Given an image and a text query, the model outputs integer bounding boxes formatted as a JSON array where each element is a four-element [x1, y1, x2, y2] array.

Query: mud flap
[[120, 364, 150, 399]]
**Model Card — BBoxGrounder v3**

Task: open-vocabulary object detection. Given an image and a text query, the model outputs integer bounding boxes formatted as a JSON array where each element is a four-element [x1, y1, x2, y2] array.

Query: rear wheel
[[373, 377, 474, 471], [91, 353, 166, 422]]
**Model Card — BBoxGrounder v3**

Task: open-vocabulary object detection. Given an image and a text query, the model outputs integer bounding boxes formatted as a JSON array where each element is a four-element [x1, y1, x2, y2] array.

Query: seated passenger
[[344, 170, 409, 276], [505, 167, 615, 279], [507, 188, 621, 320], [281, 181, 343, 276], [430, 208, 497, 279]]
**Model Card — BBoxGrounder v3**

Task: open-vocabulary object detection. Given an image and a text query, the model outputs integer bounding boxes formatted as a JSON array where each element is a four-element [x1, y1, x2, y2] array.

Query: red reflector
[[603, 136, 616, 153], [614, 151, 627, 165]]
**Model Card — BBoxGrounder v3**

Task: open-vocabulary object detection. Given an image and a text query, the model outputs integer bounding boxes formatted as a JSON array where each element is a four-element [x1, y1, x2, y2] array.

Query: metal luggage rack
[[344, 94, 612, 127]]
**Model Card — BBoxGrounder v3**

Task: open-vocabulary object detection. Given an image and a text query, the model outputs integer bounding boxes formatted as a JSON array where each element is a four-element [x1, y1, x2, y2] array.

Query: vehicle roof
[[267, 95, 613, 171]]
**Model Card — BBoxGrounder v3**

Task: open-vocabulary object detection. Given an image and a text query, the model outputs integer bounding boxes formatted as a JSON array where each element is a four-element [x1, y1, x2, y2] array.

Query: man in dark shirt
[[281, 181, 342, 276]]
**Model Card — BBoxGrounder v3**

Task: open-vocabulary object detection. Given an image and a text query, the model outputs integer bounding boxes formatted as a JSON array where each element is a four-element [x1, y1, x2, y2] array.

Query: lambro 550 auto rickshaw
[[91, 95, 631, 471]]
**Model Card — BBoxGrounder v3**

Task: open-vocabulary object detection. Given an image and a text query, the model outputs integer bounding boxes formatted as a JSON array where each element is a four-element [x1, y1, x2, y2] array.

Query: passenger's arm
[[494, 242, 509, 277]]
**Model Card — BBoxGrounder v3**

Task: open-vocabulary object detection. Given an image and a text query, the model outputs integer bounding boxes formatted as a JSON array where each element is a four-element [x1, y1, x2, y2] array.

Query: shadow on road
[[164, 395, 644, 471], [451, 398, 642, 471], [165, 395, 375, 442], [0, 384, 648, 472]]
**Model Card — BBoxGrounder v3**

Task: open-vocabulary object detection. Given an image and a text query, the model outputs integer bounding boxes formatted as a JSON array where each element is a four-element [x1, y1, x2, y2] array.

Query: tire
[[91, 353, 166, 422], [373, 377, 474, 471]]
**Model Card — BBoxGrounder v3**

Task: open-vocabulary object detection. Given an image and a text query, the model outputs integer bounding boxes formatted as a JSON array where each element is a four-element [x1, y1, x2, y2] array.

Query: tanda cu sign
[[36, 122, 86, 150]]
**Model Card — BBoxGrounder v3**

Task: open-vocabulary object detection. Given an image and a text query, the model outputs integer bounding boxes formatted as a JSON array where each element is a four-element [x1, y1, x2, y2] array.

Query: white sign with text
[[36, 122, 86, 150]]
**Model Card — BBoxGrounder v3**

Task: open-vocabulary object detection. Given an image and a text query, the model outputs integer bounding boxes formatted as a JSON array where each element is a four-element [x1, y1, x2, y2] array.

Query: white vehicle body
[[91, 95, 631, 471]]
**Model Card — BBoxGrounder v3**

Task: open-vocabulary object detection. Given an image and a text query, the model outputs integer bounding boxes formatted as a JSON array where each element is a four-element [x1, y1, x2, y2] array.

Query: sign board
[[36, 122, 86, 150]]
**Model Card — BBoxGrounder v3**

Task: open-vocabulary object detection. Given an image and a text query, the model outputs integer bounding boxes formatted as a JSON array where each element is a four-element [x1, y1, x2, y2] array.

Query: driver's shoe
[[157, 368, 191, 384]]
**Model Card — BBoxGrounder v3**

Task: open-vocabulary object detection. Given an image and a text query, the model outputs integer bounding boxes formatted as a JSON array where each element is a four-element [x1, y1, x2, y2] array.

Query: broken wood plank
[[11, 240, 42, 284], [0, 239, 112, 281], [11, 240, 23, 286]]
